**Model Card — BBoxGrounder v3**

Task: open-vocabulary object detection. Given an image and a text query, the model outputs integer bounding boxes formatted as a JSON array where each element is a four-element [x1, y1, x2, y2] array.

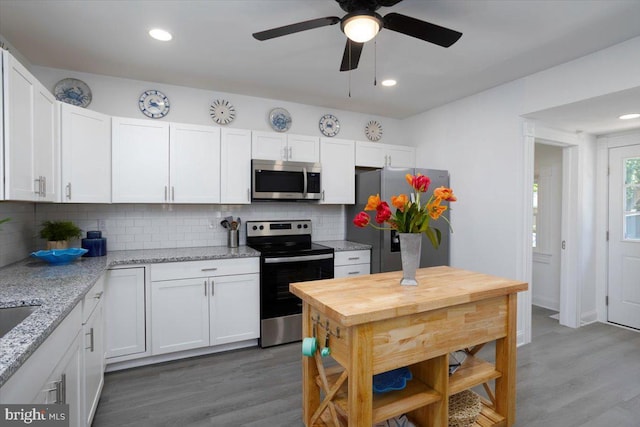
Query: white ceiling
[[1, 0, 640, 125]]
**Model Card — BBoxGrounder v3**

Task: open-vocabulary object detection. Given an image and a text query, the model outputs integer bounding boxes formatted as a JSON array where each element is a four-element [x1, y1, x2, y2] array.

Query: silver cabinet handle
[[322, 190, 325, 201], [165, 186, 168, 201], [86, 327, 95, 352], [384, 155, 388, 166], [289, 146, 293, 159], [55, 374, 66, 404], [348, 257, 360, 261], [171, 186, 175, 201], [42, 176, 46, 197], [282, 147, 287, 160], [66, 183, 72, 200], [34, 177, 42, 195], [204, 280, 207, 296], [201, 267, 218, 272], [348, 271, 360, 275], [94, 291, 103, 299], [247, 188, 251, 202], [388, 155, 392, 166], [211, 279, 214, 296]]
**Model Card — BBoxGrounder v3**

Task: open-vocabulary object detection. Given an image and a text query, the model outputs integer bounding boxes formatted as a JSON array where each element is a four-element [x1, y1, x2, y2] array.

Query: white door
[[151, 278, 210, 354], [287, 134, 320, 162], [33, 84, 59, 202], [608, 144, 640, 329], [112, 117, 169, 202], [220, 128, 252, 204], [169, 123, 220, 203], [209, 273, 260, 345], [251, 131, 286, 160], [61, 104, 111, 203], [320, 138, 355, 204]]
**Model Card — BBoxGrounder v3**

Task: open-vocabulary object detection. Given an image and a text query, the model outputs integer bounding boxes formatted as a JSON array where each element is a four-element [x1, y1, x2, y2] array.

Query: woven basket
[[448, 390, 482, 427]]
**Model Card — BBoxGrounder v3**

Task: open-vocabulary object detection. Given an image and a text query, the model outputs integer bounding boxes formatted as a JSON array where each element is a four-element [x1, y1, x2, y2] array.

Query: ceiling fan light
[[619, 113, 640, 120], [342, 14, 381, 43], [149, 28, 172, 41]]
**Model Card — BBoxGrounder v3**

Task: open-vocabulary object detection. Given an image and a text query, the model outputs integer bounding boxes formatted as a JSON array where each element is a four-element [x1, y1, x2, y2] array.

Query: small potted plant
[[39, 220, 82, 250]]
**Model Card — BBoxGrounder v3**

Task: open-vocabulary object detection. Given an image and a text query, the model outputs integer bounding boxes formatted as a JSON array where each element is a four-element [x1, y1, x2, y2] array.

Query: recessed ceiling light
[[619, 113, 640, 120], [381, 79, 397, 87], [149, 28, 172, 41]]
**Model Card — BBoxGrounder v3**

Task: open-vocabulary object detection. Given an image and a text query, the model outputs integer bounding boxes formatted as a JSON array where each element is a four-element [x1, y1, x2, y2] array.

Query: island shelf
[[290, 266, 527, 427]]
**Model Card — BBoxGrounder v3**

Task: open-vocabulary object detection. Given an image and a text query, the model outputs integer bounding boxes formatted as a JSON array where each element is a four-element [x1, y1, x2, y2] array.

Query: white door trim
[[522, 121, 581, 336]]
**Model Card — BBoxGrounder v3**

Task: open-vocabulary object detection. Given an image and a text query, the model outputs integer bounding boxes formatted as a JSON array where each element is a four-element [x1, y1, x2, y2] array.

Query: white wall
[[532, 143, 563, 311], [32, 66, 405, 144]]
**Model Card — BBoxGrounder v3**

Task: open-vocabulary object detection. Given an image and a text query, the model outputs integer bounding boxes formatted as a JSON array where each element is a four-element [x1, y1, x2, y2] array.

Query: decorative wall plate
[[319, 114, 340, 137], [269, 107, 292, 132], [210, 99, 236, 125], [365, 120, 383, 141], [54, 78, 92, 108], [138, 90, 170, 119]]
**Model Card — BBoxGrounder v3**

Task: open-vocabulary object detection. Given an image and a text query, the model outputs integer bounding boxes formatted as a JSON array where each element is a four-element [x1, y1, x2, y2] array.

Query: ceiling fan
[[252, 0, 462, 72]]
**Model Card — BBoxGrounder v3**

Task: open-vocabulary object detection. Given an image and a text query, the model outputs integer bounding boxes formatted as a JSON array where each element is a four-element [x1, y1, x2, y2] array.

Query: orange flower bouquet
[[352, 173, 457, 249]]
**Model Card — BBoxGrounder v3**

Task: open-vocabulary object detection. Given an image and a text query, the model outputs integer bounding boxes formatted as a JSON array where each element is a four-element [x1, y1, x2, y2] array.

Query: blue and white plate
[[54, 78, 92, 108], [31, 248, 88, 265], [269, 107, 292, 132]]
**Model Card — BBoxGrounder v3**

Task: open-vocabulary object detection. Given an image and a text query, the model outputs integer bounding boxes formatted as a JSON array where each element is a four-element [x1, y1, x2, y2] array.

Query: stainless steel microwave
[[251, 159, 322, 201]]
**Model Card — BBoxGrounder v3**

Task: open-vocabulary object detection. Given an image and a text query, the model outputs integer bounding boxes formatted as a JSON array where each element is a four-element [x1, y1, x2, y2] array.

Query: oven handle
[[264, 253, 333, 264]]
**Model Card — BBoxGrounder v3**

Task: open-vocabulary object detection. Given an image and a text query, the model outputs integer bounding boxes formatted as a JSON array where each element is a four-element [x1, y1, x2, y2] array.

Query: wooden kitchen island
[[290, 266, 528, 427]]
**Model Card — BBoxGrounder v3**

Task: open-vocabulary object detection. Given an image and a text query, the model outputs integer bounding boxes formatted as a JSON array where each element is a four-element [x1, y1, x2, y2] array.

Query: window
[[532, 182, 538, 247], [624, 157, 640, 240]]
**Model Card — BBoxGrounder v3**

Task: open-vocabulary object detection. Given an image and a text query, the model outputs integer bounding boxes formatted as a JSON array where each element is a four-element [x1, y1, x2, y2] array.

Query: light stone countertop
[[0, 242, 368, 386]]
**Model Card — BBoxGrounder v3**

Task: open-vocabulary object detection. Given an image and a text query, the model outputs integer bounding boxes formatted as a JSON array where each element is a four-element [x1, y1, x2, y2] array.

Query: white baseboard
[[532, 297, 560, 312], [580, 310, 598, 326]]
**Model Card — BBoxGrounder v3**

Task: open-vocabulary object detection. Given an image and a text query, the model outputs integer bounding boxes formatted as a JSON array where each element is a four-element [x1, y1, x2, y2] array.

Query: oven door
[[260, 253, 333, 347]]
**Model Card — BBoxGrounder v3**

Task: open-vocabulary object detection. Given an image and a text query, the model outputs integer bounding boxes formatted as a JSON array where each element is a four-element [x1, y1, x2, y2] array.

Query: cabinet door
[[44, 333, 82, 427], [33, 83, 59, 202], [251, 131, 286, 160], [320, 138, 355, 204], [169, 123, 220, 203], [287, 134, 320, 162], [83, 301, 104, 426], [61, 104, 111, 203], [151, 278, 210, 355], [3, 50, 36, 201], [112, 117, 169, 202], [355, 140, 386, 168], [105, 268, 146, 359], [220, 128, 252, 204], [210, 273, 259, 346], [387, 145, 416, 168]]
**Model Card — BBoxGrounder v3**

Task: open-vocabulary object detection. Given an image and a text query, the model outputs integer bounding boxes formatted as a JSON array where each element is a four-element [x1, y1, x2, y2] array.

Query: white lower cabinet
[[150, 258, 260, 356], [104, 267, 146, 360], [0, 304, 82, 426], [82, 277, 105, 426], [334, 250, 371, 278]]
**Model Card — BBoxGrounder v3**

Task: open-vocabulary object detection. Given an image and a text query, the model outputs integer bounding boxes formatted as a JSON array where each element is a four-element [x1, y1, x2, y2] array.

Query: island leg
[[495, 293, 517, 426], [348, 323, 373, 426]]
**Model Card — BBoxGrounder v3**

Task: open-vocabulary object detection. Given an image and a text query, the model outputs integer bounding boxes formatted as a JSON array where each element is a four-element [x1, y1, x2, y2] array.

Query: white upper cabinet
[[220, 128, 252, 204], [112, 118, 221, 203], [169, 123, 220, 203], [320, 138, 355, 204], [2, 50, 59, 201], [60, 103, 111, 203], [355, 141, 415, 168], [112, 117, 169, 203], [252, 131, 320, 162]]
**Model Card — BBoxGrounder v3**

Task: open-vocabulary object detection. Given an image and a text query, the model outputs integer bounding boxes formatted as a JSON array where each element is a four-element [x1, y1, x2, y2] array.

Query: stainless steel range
[[246, 220, 334, 348]]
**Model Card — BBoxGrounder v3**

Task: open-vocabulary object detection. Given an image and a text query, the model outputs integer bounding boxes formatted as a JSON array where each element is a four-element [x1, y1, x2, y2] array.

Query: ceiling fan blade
[[253, 16, 340, 41], [383, 12, 462, 47], [340, 39, 364, 71]]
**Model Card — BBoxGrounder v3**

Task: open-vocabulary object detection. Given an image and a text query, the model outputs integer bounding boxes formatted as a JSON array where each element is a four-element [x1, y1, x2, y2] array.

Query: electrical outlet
[[97, 219, 106, 230]]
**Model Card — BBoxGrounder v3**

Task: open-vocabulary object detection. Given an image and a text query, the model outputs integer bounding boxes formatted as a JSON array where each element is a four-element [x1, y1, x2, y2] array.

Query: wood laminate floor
[[92, 306, 640, 427]]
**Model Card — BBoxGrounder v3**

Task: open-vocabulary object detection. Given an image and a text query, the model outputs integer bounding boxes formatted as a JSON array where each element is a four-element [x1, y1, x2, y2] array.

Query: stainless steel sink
[[0, 305, 40, 338]]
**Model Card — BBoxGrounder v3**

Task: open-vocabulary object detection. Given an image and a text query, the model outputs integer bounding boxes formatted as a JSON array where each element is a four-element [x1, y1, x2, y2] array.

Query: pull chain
[[348, 40, 352, 98], [374, 37, 377, 86]]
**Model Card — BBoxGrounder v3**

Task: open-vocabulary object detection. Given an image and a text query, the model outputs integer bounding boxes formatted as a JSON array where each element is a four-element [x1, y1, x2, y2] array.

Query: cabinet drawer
[[151, 257, 260, 281], [335, 264, 370, 278], [334, 250, 371, 266], [83, 274, 105, 323]]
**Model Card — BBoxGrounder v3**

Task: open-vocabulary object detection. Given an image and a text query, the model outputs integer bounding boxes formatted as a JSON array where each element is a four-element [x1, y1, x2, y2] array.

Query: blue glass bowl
[[31, 248, 88, 265]]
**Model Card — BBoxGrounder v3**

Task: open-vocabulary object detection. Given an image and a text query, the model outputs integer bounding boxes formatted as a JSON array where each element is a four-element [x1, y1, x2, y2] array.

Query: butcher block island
[[290, 266, 528, 427]]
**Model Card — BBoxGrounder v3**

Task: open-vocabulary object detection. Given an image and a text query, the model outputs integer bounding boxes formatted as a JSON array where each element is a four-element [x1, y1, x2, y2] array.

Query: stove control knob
[[252, 225, 258, 231], [303, 224, 308, 229], [259, 225, 264, 230], [297, 224, 302, 229]]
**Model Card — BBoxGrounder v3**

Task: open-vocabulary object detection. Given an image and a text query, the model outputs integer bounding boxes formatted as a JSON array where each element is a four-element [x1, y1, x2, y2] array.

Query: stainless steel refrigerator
[[346, 167, 450, 273]]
